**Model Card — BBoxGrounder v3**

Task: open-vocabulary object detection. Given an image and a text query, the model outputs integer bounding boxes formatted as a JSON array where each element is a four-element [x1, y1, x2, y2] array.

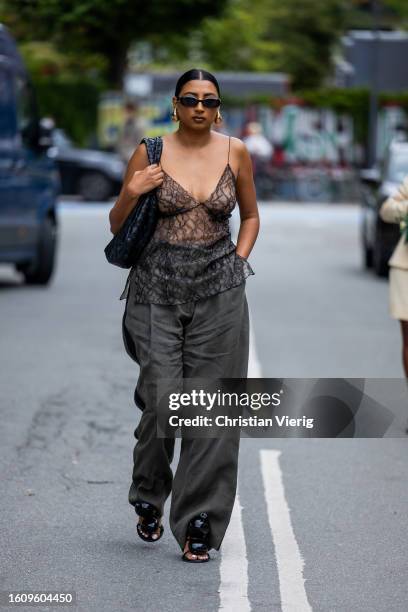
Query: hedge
[[32, 76, 106, 147]]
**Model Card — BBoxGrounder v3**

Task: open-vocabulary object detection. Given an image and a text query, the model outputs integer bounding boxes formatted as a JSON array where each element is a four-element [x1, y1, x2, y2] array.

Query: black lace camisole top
[[119, 136, 255, 305]]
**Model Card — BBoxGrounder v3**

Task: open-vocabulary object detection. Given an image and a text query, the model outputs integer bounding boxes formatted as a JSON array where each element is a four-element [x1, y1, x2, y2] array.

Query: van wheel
[[78, 171, 112, 201], [362, 230, 373, 269], [20, 217, 57, 285], [360, 214, 373, 269], [364, 245, 373, 269]]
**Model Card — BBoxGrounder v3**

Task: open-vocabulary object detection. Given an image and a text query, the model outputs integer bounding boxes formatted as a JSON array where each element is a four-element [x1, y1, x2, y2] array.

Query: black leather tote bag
[[104, 135, 163, 269]]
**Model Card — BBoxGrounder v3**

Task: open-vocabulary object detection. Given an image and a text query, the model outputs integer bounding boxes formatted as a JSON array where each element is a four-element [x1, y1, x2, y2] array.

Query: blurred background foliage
[[1, 0, 408, 145]]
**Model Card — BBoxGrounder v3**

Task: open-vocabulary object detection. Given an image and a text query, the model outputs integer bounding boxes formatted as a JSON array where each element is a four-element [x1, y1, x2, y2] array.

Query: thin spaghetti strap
[[228, 136, 231, 164]]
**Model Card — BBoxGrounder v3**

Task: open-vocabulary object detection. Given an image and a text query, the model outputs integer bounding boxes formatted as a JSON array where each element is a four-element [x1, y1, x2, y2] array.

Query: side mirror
[[37, 117, 56, 149], [359, 168, 381, 186]]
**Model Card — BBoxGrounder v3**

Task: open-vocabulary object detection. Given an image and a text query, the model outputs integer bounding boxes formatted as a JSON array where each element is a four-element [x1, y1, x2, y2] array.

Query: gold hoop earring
[[215, 109, 223, 124], [172, 106, 179, 122]]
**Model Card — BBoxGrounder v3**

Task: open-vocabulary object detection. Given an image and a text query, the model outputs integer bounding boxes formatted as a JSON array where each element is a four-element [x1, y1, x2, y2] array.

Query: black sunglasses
[[176, 95, 221, 109]]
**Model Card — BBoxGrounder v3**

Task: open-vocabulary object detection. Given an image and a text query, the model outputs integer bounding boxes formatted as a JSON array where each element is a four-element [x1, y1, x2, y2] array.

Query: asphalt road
[[0, 200, 407, 612]]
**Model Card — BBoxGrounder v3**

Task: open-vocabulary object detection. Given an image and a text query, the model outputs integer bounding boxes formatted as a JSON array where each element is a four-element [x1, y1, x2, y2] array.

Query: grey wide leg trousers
[[122, 281, 249, 551]]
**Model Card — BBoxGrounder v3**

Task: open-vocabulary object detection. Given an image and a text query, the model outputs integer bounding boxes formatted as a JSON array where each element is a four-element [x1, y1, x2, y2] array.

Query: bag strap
[[140, 136, 163, 165]]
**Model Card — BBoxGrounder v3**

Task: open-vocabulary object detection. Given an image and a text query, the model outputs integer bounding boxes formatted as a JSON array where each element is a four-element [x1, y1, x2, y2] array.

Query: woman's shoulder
[[229, 135, 250, 155], [227, 136, 253, 171], [215, 134, 248, 164], [216, 133, 245, 146]]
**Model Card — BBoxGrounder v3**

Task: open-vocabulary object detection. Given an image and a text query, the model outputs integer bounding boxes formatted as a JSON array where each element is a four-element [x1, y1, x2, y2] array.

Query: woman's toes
[[184, 538, 209, 560], [139, 518, 161, 539], [186, 550, 206, 560], [140, 526, 147, 537]]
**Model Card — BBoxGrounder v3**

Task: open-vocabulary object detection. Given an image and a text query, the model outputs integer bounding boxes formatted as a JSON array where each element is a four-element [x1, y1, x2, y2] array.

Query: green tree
[[346, 0, 406, 28], [158, 0, 348, 89], [0, 0, 228, 86], [383, 0, 408, 24], [149, 0, 408, 89], [265, 0, 347, 88]]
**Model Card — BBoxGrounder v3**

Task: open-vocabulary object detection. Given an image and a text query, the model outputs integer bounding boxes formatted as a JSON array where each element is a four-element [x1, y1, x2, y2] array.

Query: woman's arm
[[233, 138, 260, 259], [379, 176, 408, 224], [108, 142, 164, 235]]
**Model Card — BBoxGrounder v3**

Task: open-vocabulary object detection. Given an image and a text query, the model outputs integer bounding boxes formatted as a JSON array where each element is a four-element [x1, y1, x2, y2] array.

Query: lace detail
[[120, 146, 255, 304], [154, 164, 235, 245]]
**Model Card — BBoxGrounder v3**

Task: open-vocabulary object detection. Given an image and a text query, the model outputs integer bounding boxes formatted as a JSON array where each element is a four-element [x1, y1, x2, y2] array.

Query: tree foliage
[[0, 0, 227, 85], [156, 0, 348, 89], [1, 0, 408, 90]]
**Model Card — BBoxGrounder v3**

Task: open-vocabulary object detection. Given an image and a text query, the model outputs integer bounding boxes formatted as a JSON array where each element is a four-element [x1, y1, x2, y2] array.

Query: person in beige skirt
[[379, 176, 408, 433]]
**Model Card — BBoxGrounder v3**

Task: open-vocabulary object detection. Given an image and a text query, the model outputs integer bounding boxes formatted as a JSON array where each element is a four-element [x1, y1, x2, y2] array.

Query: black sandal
[[135, 501, 164, 543], [182, 512, 211, 563]]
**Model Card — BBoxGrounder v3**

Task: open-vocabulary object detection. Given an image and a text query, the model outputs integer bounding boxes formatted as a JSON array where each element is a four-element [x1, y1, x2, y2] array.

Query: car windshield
[[386, 151, 408, 183]]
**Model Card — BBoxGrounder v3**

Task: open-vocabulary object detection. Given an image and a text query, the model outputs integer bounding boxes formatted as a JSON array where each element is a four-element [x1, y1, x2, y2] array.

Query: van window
[[0, 66, 16, 141], [15, 75, 38, 147]]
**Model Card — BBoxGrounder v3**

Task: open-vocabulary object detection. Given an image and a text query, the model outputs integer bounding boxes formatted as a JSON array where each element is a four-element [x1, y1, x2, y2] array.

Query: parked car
[[0, 24, 60, 285], [46, 127, 125, 201], [360, 140, 408, 277]]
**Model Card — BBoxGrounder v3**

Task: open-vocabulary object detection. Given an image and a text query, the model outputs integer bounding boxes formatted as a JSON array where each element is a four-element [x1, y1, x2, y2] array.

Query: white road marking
[[260, 449, 312, 612], [248, 307, 263, 379], [217, 294, 259, 610], [219, 483, 250, 611]]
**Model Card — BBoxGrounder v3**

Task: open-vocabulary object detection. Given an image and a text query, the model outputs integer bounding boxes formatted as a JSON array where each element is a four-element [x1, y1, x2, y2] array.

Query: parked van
[[0, 24, 60, 284]]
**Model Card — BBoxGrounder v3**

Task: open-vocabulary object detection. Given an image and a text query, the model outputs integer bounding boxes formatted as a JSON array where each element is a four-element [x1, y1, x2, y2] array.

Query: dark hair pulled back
[[174, 68, 220, 98]]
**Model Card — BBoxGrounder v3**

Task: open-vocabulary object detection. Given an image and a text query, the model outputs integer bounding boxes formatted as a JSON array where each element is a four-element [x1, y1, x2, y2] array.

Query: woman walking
[[380, 175, 408, 434], [109, 68, 259, 561]]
